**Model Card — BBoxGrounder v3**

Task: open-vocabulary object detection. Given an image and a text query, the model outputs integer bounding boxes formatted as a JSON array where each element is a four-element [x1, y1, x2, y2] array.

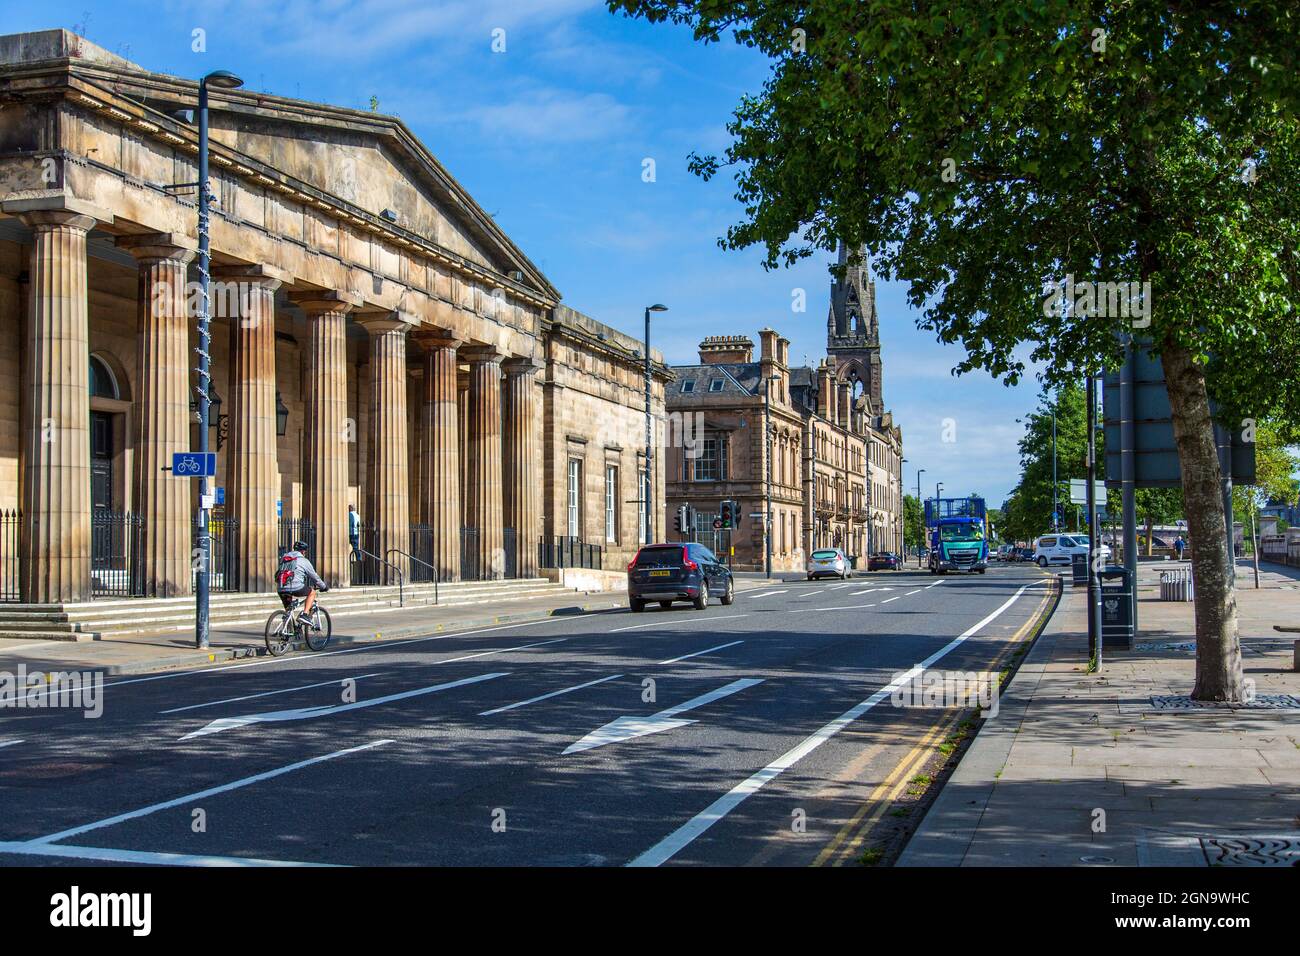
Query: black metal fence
[[92, 510, 144, 598], [503, 528, 518, 580], [195, 515, 240, 592], [278, 517, 316, 558], [538, 535, 603, 571], [409, 524, 436, 584], [0, 509, 18, 602]]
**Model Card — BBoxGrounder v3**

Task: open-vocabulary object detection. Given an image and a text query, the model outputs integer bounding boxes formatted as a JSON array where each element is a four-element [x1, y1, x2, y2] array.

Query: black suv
[[627, 542, 735, 612]]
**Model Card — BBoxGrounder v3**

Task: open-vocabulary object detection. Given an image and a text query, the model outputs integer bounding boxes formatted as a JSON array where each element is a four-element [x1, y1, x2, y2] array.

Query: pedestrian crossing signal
[[674, 504, 689, 534]]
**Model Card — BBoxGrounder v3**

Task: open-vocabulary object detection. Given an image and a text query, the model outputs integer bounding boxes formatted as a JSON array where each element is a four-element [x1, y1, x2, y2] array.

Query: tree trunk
[[1160, 340, 1243, 701], [1144, 517, 1153, 556]]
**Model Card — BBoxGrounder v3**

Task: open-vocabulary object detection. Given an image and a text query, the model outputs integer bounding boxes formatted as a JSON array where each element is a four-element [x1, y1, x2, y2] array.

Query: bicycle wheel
[[304, 607, 332, 651], [264, 610, 292, 657]]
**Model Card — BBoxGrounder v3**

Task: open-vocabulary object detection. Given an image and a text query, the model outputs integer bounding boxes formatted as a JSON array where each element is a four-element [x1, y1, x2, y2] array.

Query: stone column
[[457, 369, 469, 520], [119, 233, 197, 597], [290, 291, 357, 588], [219, 265, 283, 593], [463, 347, 503, 580], [418, 333, 463, 583], [16, 209, 98, 603], [502, 357, 542, 578], [360, 314, 413, 582]]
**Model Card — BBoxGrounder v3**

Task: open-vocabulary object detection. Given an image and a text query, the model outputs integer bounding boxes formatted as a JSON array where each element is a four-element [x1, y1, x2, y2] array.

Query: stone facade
[[665, 252, 905, 572], [0, 30, 668, 602]]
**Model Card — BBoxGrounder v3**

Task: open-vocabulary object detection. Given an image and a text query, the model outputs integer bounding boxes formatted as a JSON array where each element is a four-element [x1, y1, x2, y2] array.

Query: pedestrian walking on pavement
[[1175, 535, 1186, 561], [348, 504, 361, 558]]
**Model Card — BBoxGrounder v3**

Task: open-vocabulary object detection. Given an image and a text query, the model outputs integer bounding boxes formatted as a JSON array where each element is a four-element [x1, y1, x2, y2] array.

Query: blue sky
[[6, 0, 1044, 506]]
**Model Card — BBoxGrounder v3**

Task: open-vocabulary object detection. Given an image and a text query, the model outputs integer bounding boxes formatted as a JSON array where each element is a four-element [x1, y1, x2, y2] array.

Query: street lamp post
[[1051, 397, 1059, 532], [643, 304, 667, 546], [194, 69, 243, 650], [763, 373, 779, 578], [916, 468, 925, 568]]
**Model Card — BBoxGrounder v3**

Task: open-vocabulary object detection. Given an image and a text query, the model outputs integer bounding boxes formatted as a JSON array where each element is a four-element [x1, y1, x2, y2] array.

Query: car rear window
[[812, 550, 839, 559], [634, 546, 684, 568]]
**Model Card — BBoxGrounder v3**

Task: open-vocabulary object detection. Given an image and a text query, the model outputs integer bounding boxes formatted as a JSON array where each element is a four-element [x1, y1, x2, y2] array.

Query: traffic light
[[674, 504, 689, 535], [720, 500, 734, 529]]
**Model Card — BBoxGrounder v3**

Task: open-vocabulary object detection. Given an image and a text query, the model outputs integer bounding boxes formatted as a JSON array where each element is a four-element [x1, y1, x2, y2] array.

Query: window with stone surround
[[567, 459, 582, 539], [605, 465, 618, 543], [684, 434, 728, 482]]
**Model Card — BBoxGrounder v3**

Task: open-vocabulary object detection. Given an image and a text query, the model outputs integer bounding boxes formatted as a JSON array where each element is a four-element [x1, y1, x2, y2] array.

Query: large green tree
[[611, 0, 1300, 701]]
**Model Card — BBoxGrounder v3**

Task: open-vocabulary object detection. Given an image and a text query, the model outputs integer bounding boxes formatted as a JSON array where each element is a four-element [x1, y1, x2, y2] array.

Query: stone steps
[[0, 578, 571, 641]]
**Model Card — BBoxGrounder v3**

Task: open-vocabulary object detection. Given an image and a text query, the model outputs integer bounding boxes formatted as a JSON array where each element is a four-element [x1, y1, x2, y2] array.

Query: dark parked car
[[867, 551, 900, 571], [627, 542, 734, 612], [1013, 546, 1034, 562]]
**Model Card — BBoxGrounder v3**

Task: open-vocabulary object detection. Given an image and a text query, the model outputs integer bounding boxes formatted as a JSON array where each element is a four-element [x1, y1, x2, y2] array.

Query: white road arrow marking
[[562, 678, 764, 755], [179, 672, 506, 740]]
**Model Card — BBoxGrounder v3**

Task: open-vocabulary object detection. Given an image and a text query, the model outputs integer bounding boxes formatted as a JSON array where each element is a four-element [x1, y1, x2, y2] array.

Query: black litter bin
[[1098, 566, 1133, 648], [848, 555, 858, 570]]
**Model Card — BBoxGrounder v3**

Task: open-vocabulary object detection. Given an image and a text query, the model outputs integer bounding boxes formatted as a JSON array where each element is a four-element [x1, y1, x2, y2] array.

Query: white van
[[1033, 534, 1111, 568]]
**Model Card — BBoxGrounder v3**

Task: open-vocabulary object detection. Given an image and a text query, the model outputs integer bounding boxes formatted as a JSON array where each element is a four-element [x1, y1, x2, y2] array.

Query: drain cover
[[1201, 836, 1300, 866], [1149, 694, 1300, 711]]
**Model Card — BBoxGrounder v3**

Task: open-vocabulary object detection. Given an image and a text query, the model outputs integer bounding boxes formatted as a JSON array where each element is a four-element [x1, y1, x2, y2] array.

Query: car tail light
[[682, 546, 698, 571], [627, 549, 642, 573]]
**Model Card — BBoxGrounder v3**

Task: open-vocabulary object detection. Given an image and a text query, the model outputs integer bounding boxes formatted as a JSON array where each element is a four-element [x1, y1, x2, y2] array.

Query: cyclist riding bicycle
[[277, 540, 328, 621]]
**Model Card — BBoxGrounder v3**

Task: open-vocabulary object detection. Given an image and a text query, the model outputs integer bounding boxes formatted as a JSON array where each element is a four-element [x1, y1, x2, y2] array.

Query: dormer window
[[680, 380, 696, 393], [708, 379, 724, 392]]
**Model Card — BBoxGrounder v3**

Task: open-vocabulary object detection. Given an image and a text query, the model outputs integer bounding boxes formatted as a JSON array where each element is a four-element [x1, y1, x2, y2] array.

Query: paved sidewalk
[[899, 559, 1300, 867]]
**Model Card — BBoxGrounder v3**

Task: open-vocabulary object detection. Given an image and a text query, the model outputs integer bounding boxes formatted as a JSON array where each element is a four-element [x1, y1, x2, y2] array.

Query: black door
[[90, 411, 113, 510]]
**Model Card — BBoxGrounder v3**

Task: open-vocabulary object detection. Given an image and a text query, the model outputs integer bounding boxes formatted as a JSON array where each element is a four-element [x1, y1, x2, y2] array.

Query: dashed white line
[[881, 596, 902, 604], [613, 614, 748, 634], [0, 841, 337, 867], [0, 739, 24, 750], [822, 604, 876, 611], [480, 674, 623, 716], [628, 579, 1047, 867], [160, 674, 384, 714], [657, 640, 743, 666]]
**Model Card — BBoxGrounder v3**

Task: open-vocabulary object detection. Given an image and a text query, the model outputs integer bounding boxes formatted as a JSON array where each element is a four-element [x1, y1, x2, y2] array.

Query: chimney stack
[[698, 335, 753, 365]]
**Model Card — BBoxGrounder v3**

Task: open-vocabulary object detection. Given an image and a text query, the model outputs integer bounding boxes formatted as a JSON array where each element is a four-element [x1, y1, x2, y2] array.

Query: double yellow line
[[811, 579, 1059, 867]]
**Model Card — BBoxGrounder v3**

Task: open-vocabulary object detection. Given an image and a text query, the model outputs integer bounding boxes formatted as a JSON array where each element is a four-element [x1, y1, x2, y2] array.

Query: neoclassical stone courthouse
[[0, 30, 669, 604]]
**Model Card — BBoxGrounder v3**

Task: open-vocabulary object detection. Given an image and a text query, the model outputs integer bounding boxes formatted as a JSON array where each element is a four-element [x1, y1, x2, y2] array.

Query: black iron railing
[[195, 515, 240, 592], [278, 517, 316, 557], [409, 524, 436, 584], [92, 510, 144, 598], [0, 509, 18, 602], [538, 535, 603, 571]]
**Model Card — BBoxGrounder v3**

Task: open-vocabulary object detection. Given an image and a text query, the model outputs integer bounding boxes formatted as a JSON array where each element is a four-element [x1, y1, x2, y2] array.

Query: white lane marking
[[563, 678, 764, 755], [657, 640, 743, 666], [881, 596, 902, 604], [745, 589, 789, 599], [851, 587, 893, 595], [628, 580, 1046, 867], [822, 604, 876, 611], [179, 672, 506, 740], [925, 580, 944, 589], [480, 674, 623, 716], [0, 739, 24, 750], [159, 673, 384, 714], [612, 614, 747, 634], [0, 841, 337, 867], [907, 589, 922, 595], [826, 583, 854, 590], [27, 738, 394, 846], [97, 620, 548, 690], [800, 589, 825, 597]]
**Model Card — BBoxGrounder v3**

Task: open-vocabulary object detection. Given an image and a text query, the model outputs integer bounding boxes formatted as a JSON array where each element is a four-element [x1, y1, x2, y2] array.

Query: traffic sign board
[[171, 452, 216, 477], [1069, 479, 1106, 505], [712, 518, 722, 530]]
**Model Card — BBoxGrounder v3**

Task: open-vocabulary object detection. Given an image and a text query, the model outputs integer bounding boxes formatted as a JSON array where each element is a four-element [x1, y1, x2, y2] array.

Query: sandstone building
[[0, 30, 669, 604], [664, 247, 904, 571]]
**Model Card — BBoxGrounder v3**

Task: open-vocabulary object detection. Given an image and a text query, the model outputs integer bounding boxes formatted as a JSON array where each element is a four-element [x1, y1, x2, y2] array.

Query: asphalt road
[[0, 562, 1054, 867]]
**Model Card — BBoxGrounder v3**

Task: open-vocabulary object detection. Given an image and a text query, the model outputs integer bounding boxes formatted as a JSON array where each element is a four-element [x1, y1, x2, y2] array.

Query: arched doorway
[[89, 354, 120, 511]]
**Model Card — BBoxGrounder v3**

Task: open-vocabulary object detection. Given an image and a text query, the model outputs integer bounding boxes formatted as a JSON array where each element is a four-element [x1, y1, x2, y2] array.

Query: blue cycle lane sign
[[171, 452, 217, 477]]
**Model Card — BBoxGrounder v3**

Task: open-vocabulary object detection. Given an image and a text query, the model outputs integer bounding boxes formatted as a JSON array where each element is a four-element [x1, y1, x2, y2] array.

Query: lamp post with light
[[194, 69, 243, 650], [643, 304, 667, 545]]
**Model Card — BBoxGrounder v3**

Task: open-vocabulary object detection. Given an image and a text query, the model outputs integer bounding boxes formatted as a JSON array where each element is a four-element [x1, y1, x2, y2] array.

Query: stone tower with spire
[[826, 242, 883, 412]]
